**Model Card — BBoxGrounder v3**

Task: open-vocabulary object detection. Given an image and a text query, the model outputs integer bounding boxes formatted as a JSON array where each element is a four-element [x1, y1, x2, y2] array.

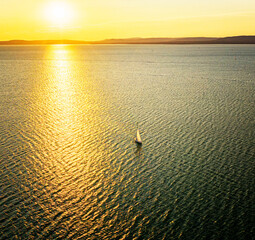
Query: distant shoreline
[[0, 36, 255, 45]]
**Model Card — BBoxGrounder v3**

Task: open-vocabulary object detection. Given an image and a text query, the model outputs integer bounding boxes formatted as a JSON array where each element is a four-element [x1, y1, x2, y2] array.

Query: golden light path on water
[[19, 45, 123, 237]]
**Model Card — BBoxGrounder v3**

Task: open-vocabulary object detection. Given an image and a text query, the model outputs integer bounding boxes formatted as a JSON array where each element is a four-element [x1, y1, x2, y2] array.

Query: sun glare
[[44, 1, 74, 26]]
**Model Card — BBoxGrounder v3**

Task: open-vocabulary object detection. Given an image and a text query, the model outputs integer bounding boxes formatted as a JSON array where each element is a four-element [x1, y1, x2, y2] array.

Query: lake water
[[0, 45, 254, 239]]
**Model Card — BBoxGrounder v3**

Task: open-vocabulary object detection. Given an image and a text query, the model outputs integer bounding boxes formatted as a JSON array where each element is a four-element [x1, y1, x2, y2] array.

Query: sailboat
[[135, 123, 142, 145]]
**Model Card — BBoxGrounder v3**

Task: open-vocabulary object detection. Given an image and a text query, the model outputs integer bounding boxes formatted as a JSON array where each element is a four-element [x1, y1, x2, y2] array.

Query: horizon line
[[1, 35, 255, 45]]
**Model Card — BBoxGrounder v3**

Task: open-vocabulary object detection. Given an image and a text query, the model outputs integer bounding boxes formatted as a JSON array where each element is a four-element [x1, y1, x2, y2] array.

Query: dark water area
[[0, 44, 254, 239]]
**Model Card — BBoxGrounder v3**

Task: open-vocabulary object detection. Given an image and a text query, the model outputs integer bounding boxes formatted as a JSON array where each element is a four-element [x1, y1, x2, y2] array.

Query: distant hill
[[212, 36, 255, 44], [0, 36, 255, 45], [95, 37, 219, 44]]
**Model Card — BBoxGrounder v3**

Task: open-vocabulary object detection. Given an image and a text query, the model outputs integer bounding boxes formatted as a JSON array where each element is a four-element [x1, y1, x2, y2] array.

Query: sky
[[0, 0, 255, 41]]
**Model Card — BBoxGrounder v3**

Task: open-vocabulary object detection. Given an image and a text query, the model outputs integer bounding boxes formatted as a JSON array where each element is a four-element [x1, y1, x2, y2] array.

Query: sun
[[44, 1, 74, 26]]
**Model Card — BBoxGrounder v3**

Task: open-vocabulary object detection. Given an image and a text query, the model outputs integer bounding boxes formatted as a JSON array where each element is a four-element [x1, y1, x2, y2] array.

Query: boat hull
[[135, 138, 142, 145]]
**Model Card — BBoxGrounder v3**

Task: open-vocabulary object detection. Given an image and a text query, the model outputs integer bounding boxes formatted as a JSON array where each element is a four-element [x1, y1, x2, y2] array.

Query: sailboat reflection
[[135, 144, 142, 156]]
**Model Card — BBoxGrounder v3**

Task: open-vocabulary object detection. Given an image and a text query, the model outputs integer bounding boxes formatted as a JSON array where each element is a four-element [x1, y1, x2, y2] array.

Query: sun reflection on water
[[23, 45, 109, 206], [13, 44, 144, 238]]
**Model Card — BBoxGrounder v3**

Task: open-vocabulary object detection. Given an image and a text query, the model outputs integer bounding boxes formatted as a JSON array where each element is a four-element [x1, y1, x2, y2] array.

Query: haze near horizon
[[1, 0, 255, 41]]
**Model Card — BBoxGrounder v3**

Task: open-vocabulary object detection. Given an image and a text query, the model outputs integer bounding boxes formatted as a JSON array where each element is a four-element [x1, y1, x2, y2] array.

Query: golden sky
[[1, 0, 255, 41]]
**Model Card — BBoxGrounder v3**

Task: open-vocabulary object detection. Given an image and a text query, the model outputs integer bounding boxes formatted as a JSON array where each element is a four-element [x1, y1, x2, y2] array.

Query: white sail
[[135, 126, 142, 144], [136, 129, 142, 143]]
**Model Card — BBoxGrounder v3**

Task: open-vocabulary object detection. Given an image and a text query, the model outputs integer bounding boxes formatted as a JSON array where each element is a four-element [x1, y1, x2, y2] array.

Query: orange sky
[[0, 0, 255, 40]]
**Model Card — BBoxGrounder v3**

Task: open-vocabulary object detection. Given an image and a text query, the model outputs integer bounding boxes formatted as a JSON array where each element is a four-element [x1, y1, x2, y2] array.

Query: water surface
[[0, 44, 254, 239]]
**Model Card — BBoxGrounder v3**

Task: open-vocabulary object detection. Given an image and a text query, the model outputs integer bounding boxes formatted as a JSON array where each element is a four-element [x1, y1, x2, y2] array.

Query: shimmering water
[[0, 45, 254, 240]]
